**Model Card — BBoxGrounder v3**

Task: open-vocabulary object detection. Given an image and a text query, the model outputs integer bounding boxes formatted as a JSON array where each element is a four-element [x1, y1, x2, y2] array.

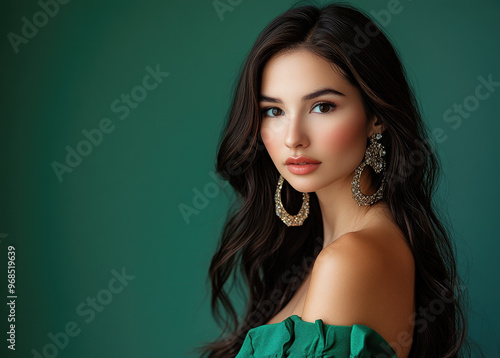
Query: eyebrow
[[259, 88, 345, 103]]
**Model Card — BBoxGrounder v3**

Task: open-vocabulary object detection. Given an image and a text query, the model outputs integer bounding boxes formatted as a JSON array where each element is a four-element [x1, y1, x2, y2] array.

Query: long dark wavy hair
[[193, 1, 481, 357]]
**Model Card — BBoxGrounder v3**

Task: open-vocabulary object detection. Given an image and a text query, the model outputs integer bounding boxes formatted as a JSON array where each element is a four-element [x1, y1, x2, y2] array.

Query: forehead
[[260, 49, 353, 97]]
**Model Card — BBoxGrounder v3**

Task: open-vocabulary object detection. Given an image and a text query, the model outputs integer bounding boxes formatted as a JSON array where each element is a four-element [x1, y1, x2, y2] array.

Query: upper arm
[[301, 232, 415, 355]]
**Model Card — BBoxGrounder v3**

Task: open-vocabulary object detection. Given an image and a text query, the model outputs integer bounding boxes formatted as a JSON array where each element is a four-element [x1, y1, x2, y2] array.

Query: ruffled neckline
[[255, 314, 379, 330], [235, 314, 398, 358]]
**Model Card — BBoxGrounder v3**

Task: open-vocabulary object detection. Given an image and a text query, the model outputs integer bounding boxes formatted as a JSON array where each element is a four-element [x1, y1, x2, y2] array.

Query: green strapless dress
[[234, 314, 397, 357]]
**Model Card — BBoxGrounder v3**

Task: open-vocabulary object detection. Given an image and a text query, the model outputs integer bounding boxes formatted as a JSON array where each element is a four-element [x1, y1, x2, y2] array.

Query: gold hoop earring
[[351, 133, 387, 206], [274, 175, 310, 226]]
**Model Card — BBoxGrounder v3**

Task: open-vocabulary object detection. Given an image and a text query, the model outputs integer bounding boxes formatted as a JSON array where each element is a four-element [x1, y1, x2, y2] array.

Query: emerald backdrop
[[1, 0, 498, 357]]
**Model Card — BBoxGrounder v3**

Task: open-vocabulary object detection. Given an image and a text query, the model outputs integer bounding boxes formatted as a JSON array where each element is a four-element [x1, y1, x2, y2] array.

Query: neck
[[315, 169, 379, 249]]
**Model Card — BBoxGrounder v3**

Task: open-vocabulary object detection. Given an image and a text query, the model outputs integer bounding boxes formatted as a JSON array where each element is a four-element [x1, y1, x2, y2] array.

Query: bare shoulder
[[321, 223, 414, 278], [301, 225, 415, 356]]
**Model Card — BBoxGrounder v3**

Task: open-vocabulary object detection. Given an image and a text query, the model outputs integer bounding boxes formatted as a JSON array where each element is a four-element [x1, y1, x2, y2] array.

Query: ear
[[368, 115, 385, 136]]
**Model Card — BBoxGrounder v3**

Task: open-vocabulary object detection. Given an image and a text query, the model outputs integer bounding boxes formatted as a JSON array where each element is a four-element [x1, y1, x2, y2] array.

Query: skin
[[259, 49, 415, 358], [259, 48, 386, 248]]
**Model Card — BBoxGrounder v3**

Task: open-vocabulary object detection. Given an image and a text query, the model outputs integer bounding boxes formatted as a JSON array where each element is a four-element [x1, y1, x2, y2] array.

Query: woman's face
[[259, 49, 378, 194]]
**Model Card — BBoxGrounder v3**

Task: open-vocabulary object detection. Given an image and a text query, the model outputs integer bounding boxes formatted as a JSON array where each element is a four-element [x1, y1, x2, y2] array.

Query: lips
[[285, 156, 321, 165]]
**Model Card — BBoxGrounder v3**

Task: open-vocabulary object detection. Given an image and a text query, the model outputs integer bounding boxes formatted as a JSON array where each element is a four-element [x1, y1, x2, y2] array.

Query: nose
[[284, 113, 309, 149]]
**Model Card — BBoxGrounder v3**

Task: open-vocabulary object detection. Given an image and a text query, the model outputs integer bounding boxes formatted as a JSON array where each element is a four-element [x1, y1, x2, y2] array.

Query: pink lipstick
[[285, 156, 321, 175]]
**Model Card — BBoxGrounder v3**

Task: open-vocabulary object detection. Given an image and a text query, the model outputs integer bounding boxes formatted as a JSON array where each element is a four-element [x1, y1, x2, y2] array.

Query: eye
[[311, 102, 336, 114], [261, 107, 284, 118]]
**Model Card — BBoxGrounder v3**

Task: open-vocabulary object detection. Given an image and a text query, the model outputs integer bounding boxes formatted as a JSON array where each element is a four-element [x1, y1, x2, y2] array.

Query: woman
[[195, 2, 476, 357]]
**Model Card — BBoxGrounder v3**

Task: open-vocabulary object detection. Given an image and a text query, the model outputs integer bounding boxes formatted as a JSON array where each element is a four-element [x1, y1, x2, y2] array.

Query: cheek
[[320, 120, 365, 153], [260, 124, 281, 158], [260, 119, 286, 144]]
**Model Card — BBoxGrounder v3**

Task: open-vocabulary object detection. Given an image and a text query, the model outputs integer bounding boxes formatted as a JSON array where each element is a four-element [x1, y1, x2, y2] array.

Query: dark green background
[[1, 0, 499, 357]]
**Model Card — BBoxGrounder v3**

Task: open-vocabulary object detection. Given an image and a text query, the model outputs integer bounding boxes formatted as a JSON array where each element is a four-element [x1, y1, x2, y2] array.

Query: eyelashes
[[260, 101, 337, 118], [261, 107, 284, 117], [311, 101, 337, 114]]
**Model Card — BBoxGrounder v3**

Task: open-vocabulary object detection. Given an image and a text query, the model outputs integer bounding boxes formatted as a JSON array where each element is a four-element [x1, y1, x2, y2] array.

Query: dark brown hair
[[193, 1, 481, 357]]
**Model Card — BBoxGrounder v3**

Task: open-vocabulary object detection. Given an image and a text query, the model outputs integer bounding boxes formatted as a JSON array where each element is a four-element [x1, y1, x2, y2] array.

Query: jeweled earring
[[275, 175, 310, 226], [351, 132, 387, 206]]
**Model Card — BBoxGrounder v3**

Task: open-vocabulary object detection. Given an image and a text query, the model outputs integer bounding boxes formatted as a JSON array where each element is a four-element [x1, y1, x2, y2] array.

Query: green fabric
[[234, 314, 397, 358]]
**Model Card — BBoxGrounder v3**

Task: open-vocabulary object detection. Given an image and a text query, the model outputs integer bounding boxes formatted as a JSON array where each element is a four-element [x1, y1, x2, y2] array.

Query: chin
[[282, 175, 324, 194]]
